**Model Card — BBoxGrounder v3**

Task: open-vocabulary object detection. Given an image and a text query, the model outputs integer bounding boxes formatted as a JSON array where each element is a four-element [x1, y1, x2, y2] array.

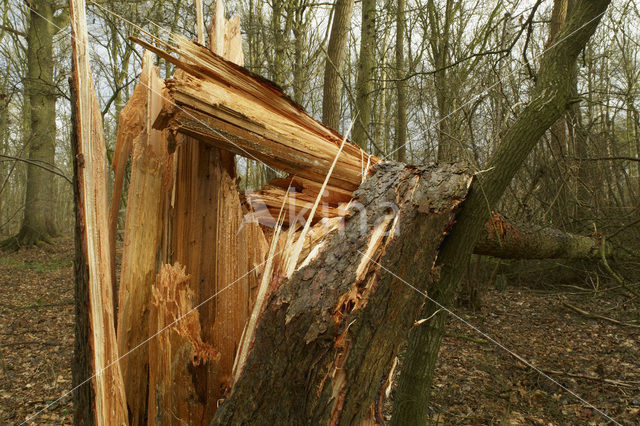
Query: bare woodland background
[[1, 0, 638, 257], [0, 0, 639, 424]]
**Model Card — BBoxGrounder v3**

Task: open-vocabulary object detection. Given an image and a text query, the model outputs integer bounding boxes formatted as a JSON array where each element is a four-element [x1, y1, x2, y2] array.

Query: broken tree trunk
[[212, 163, 473, 424], [69, 0, 128, 423], [112, 8, 618, 423], [146, 2, 268, 422], [130, 30, 616, 263], [108, 77, 146, 307], [132, 33, 376, 193], [148, 263, 220, 425], [166, 134, 267, 422], [114, 54, 172, 425]]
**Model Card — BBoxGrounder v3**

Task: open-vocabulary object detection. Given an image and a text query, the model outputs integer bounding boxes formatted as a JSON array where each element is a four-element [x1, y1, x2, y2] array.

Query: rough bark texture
[[393, 2, 610, 423], [4, 2, 57, 248], [213, 163, 472, 425], [322, 0, 354, 131], [115, 56, 171, 425], [69, 1, 128, 423]]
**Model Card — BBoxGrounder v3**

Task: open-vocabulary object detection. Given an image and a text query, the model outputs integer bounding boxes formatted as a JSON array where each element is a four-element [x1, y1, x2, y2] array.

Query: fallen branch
[[562, 302, 640, 329]]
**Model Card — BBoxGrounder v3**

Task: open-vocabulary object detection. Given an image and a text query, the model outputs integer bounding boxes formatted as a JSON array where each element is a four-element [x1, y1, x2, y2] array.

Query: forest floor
[[0, 238, 639, 425]]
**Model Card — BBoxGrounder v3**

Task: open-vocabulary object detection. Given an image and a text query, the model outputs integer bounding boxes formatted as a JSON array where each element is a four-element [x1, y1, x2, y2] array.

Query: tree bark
[[393, 2, 610, 423], [394, 0, 407, 162], [352, 0, 375, 149], [3, 2, 58, 249], [430, 0, 461, 163], [213, 163, 473, 425], [322, 0, 354, 132], [70, 76, 94, 426]]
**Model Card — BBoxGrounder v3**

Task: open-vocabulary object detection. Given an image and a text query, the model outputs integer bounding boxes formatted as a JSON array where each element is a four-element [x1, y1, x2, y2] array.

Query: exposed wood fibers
[[115, 53, 171, 425], [69, 0, 128, 423], [129, 31, 378, 197], [156, 2, 269, 421]]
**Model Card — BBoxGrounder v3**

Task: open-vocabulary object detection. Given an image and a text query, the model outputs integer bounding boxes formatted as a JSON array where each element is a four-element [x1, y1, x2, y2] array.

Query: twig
[[5, 341, 62, 347], [571, 156, 640, 162], [0, 154, 72, 184], [563, 302, 640, 329]]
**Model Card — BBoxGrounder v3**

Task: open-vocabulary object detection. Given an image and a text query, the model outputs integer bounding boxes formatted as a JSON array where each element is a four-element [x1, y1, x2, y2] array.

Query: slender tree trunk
[[291, 1, 309, 106], [322, 0, 354, 132], [272, 0, 286, 88], [3, 2, 58, 248], [0, 68, 9, 229], [392, 2, 610, 423], [431, 0, 460, 163], [394, 0, 407, 162], [352, 0, 375, 149]]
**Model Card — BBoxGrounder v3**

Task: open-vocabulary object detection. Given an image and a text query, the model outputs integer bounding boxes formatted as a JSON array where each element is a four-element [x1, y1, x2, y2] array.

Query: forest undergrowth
[[0, 239, 638, 425]]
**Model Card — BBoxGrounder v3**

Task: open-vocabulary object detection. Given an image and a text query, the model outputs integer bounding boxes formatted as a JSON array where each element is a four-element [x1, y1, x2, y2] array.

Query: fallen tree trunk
[[213, 163, 473, 424], [474, 212, 612, 260], [393, 2, 611, 423]]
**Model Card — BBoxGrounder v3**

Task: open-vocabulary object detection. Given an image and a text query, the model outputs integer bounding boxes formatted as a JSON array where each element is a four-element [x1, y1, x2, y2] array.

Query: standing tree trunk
[[322, 0, 354, 132], [3, 2, 59, 249], [291, 0, 309, 106], [352, 0, 376, 149], [429, 0, 461, 163], [394, 0, 407, 162], [392, 2, 610, 423]]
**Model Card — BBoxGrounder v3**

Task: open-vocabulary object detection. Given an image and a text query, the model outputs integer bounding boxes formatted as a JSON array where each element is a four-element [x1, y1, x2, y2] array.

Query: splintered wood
[[147, 1, 268, 422], [114, 53, 172, 425], [148, 263, 220, 425], [131, 32, 378, 195], [69, 0, 127, 423], [168, 135, 267, 421]]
